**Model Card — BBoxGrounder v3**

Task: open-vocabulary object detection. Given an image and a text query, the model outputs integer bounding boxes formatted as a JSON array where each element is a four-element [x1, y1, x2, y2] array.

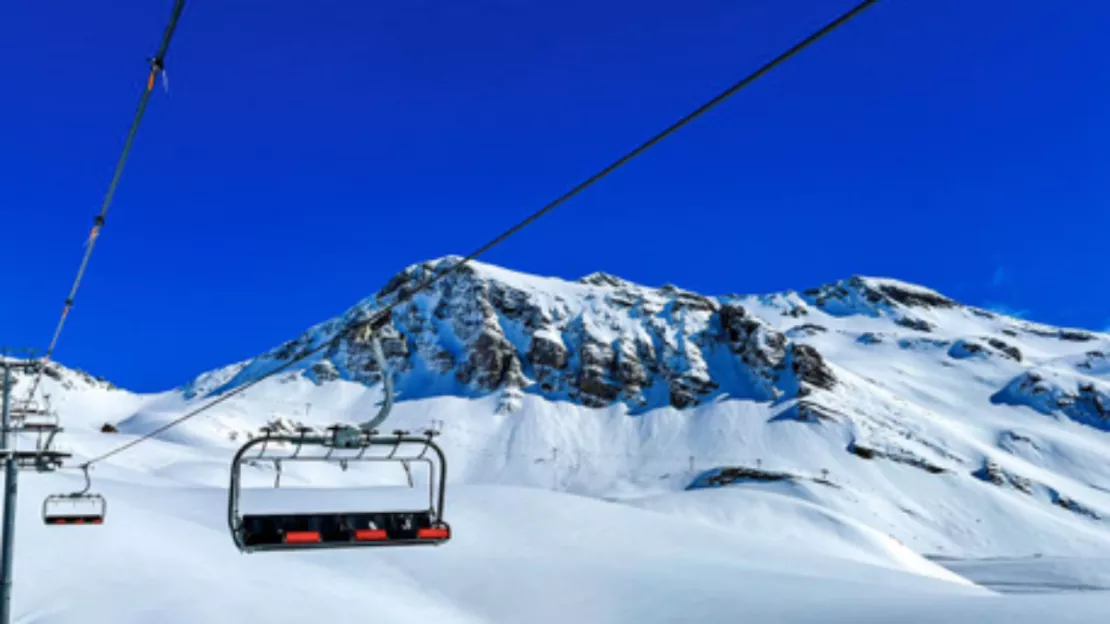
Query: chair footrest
[[239, 512, 451, 548]]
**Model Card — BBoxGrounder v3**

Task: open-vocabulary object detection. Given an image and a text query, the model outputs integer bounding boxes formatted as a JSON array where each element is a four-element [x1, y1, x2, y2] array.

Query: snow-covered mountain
[[177, 258, 1107, 551], [27, 257, 1110, 550], [205, 256, 1107, 421], [11, 257, 1110, 622]]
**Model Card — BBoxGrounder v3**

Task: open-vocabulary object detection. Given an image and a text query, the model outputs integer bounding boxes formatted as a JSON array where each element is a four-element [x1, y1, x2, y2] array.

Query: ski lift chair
[[227, 426, 451, 552], [43, 466, 107, 525], [226, 323, 450, 553]]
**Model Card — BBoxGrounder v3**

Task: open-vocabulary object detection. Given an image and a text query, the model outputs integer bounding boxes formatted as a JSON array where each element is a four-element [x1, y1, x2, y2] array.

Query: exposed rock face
[[243, 258, 844, 411], [1053, 494, 1102, 520], [991, 370, 1110, 431], [857, 332, 886, 345], [458, 330, 521, 391], [873, 281, 955, 309], [208, 261, 1106, 423], [718, 302, 787, 399], [895, 316, 935, 333], [984, 337, 1023, 362], [1059, 330, 1096, 342], [849, 441, 948, 474], [528, 332, 567, 392], [948, 338, 1022, 362], [801, 275, 954, 317], [971, 459, 1101, 520], [786, 344, 836, 396], [974, 459, 1034, 493], [575, 334, 621, 408], [785, 324, 827, 338]]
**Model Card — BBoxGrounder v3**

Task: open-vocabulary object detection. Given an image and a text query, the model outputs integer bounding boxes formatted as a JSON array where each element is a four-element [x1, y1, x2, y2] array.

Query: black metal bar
[[0, 362, 18, 624]]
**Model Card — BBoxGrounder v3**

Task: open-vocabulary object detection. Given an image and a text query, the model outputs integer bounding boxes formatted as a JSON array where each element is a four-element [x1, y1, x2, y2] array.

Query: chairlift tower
[[1, 352, 72, 624]]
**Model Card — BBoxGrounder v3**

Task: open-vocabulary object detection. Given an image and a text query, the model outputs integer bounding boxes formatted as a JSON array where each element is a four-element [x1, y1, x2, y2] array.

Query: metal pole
[[0, 362, 19, 624], [550, 447, 558, 490]]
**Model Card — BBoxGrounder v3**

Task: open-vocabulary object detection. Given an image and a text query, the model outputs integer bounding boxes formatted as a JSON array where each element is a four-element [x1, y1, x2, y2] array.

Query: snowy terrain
[[5, 257, 1110, 622]]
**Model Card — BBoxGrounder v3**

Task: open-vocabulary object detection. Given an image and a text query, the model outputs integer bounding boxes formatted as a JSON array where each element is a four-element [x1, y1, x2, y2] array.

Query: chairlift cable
[[77, 0, 878, 470], [24, 0, 187, 402]]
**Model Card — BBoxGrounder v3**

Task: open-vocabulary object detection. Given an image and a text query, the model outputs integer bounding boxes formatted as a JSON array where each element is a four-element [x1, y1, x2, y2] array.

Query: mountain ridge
[[195, 256, 1105, 417]]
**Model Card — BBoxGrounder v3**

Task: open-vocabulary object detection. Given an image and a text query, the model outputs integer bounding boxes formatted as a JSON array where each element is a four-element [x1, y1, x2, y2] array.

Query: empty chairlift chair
[[227, 425, 451, 552], [226, 324, 450, 553], [43, 466, 107, 525]]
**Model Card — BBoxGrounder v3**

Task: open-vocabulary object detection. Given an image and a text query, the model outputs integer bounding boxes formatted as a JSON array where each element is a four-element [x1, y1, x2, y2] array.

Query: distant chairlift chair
[[43, 465, 107, 525]]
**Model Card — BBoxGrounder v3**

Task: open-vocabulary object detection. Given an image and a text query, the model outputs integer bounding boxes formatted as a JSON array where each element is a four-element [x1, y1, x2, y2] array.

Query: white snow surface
[[5, 259, 1110, 622]]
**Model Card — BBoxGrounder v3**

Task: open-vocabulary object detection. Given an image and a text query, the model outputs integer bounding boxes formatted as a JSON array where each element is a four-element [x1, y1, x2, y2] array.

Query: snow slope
[[6, 258, 1110, 621], [9, 465, 1109, 624]]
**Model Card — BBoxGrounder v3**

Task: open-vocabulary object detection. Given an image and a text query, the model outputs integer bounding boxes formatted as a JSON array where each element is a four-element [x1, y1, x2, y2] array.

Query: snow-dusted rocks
[[948, 337, 1023, 362], [991, 369, 1109, 430], [213, 258, 843, 411], [800, 275, 954, 316]]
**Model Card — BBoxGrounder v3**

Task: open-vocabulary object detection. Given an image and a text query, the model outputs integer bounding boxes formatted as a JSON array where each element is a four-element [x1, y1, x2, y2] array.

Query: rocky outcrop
[[873, 281, 955, 309], [1052, 493, 1102, 520], [984, 337, 1022, 361], [895, 316, 935, 333], [785, 323, 827, 338], [528, 331, 567, 392], [458, 330, 523, 391], [1019, 323, 1097, 343], [575, 334, 621, 408], [948, 337, 1022, 362], [972, 459, 1103, 520], [1060, 330, 1096, 342], [718, 302, 787, 398], [857, 332, 886, 345], [991, 370, 1110, 431], [252, 258, 842, 412], [1075, 350, 1108, 371], [786, 344, 836, 395], [974, 459, 1034, 493], [848, 441, 948, 474], [801, 276, 954, 318]]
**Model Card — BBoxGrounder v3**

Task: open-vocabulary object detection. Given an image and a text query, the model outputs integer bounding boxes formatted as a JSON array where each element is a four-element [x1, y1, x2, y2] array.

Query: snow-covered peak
[[188, 259, 1110, 415], [797, 274, 956, 319], [850, 275, 954, 304], [577, 271, 633, 289], [201, 257, 837, 413]]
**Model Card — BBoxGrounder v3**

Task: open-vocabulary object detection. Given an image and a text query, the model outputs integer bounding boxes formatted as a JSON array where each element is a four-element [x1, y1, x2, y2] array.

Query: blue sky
[[1, 0, 1107, 391]]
